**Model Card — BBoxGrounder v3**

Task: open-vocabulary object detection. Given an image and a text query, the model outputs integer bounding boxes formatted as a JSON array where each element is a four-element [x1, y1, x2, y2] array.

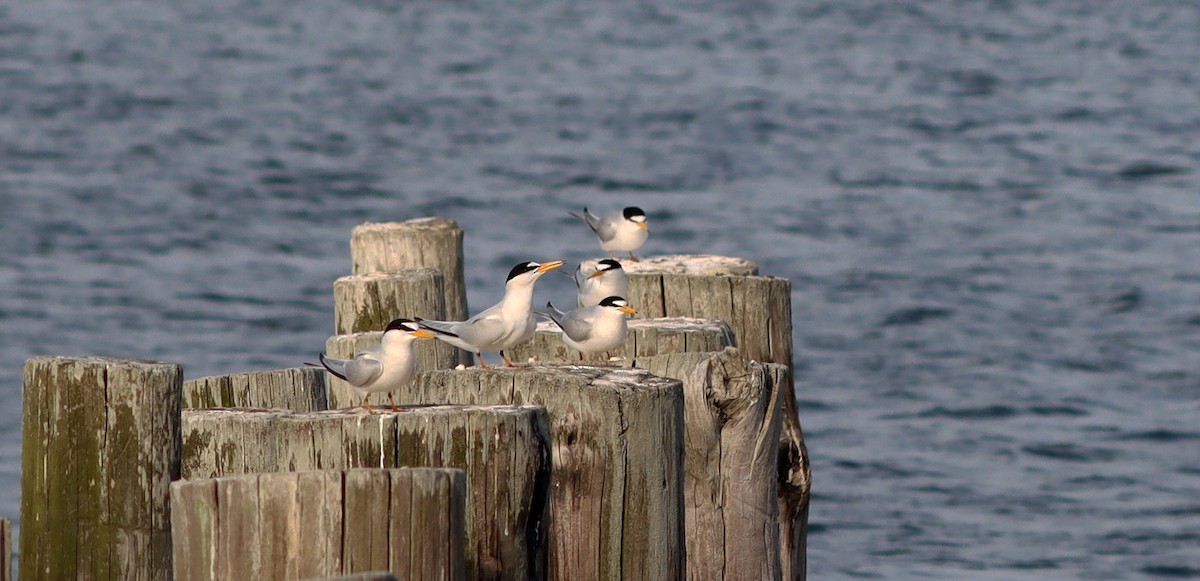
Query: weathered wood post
[[350, 218, 468, 323], [604, 255, 787, 364], [404, 366, 685, 581], [333, 269, 446, 335], [182, 405, 551, 581], [1, 517, 11, 581], [629, 348, 790, 581], [183, 366, 327, 411], [323, 331, 463, 410], [507, 318, 734, 363], [20, 356, 182, 581], [599, 254, 812, 580], [171, 468, 466, 581]]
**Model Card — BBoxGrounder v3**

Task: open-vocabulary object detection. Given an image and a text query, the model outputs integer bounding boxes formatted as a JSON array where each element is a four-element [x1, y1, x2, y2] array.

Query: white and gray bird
[[315, 318, 434, 414], [540, 296, 637, 361], [575, 259, 629, 308], [418, 260, 564, 368], [569, 206, 649, 261]]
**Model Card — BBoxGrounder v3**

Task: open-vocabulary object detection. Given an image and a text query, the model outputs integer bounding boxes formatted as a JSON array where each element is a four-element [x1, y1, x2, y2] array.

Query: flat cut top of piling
[[26, 354, 175, 368], [335, 268, 442, 282], [184, 403, 544, 419], [428, 363, 681, 394], [582, 254, 758, 276], [353, 217, 460, 233], [535, 317, 732, 333]]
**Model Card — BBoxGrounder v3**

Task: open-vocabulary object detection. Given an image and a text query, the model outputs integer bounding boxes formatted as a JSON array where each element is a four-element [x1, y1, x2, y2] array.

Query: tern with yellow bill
[[418, 260, 564, 367], [569, 206, 649, 261], [314, 318, 434, 413], [575, 258, 629, 307], [539, 295, 637, 361]]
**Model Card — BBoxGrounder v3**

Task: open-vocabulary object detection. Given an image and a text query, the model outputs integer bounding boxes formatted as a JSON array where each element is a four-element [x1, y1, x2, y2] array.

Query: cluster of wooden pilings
[[15, 217, 811, 581]]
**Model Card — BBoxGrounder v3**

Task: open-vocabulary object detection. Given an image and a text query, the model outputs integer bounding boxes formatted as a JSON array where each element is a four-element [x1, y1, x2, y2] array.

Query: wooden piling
[[404, 366, 685, 581], [630, 348, 795, 581], [507, 317, 734, 363], [617, 263, 791, 366], [322, 332, 463, 410], [600, 254, 811, 580], [182, 405, 551, 581], [350, 218, 468, 323], [171, 468, 466, 581], [333, 269, 446, 335], [777, 385, 812, 581], [20, 356, 182, 581], [1, 517, 10, 581], [183, 366, 327, 411]]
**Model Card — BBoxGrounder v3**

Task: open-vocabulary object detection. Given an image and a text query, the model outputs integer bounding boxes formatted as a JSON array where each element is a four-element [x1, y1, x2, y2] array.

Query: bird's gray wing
[[541, 301, 566, 323], [320, 353, 382, 388], [454, 311, 507, 347], [593, 211, 619, 243], [569, 207, 615, 241], [560, 309, 596, 342], [573, 264, 584, 288], [344, 354, 384, 387], [419, 306, 509, 350], [416, 318, 461, 337]]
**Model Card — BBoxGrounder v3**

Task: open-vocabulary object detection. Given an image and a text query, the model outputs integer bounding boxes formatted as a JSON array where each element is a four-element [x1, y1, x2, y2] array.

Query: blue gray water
[[2, 1, 1199, 578]]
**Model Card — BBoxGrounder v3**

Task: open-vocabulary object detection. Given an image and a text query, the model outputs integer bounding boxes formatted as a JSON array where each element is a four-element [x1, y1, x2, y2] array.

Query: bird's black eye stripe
[[506, 261, 540, 281], [623, 207, 646, 220], [599, 259, 622, 270]]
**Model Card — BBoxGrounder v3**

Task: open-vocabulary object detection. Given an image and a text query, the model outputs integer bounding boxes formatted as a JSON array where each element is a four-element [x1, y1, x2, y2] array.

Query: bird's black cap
[[385, 318, 421, 333], [506, 261, 540, 282], [599, 296, 629, 308], [623, 207, 646, 220], [598, 259, 623, 271]]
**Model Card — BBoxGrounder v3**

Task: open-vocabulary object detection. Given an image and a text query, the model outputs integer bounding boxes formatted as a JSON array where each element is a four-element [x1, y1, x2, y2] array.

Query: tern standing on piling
[[418, 260, 564, 367], [569, 206, 649, 261], [540, 296, 637, 361], [575, 259, 629, 307], [314, 318, 433, 413]]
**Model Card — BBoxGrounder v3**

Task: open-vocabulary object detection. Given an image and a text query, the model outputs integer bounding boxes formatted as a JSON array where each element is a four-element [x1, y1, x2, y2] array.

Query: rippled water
[[3, 1, 1200, 578]]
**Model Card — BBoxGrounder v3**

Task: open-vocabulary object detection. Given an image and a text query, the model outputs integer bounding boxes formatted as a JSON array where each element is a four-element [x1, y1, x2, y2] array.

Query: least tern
[[314, 318, 434, 414], [540, 295, 637, 361], [575, 259, 629, 308], [569, 206, 649, 261], [418, 260, 564, 367]]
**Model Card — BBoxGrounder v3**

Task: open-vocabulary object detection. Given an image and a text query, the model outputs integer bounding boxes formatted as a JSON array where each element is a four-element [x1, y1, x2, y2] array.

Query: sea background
[[2, 1, 1199, 578]]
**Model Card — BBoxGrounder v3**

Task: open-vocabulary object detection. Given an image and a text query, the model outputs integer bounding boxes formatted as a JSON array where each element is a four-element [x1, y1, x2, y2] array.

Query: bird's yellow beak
[[587, 268, 606, 279], [536, 260, 565, 273], [637, 221, 649, 231], [619, 305, 638, 316], [411, 329, 435, 339]]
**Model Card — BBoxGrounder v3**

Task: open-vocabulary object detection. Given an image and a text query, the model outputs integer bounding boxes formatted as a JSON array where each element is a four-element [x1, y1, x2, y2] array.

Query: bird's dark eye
[[623, 207, 646, 221], [506, 261, 539, 281]]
